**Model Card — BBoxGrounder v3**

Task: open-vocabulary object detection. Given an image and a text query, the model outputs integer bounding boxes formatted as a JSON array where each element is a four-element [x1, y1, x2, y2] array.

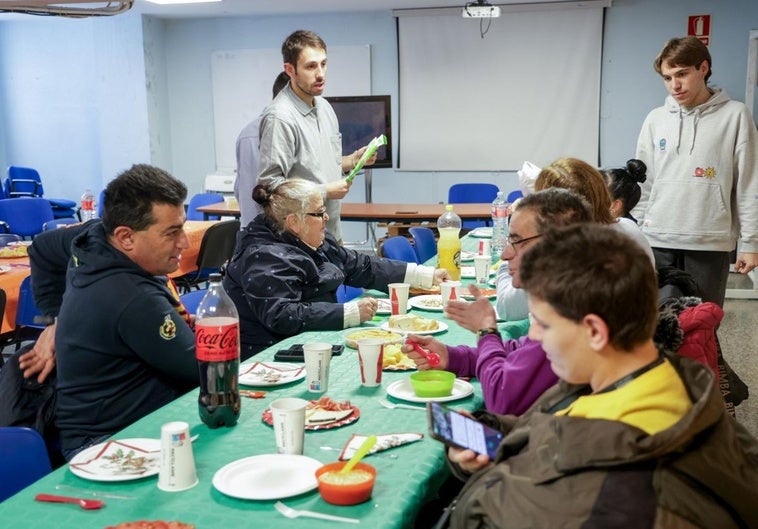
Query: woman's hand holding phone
[[448, 446, 492, 473]]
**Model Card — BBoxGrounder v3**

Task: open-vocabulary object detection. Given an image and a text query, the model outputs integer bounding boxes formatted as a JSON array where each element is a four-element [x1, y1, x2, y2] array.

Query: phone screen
[[427, 402, 503, 459]]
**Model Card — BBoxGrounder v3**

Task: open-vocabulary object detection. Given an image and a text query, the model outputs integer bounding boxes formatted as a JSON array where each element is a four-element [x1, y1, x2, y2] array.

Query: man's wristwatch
[[476, 326, 500, 339]]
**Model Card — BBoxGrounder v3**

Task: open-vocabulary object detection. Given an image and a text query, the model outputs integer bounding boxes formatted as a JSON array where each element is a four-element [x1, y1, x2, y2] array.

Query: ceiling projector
[[461, 2, 501, 18]]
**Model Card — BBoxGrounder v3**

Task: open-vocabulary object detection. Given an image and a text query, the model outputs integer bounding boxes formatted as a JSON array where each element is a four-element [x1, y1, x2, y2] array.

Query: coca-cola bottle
[[195, 273, 240, 428]]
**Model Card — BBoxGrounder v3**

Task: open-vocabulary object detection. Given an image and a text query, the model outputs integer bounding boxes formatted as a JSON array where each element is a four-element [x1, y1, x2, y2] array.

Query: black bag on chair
[[715, 334, 749, 416]]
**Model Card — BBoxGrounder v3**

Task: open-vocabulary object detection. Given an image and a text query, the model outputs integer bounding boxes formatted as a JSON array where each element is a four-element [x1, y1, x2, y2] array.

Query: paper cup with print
[[440, 281, 462, 307], [158, 421, 198, 492], [473, 255, 491, 285], [271, 397, 308, 455], [388, 283, 410, 315], [477, 239, 491, 257], [303, 342, 333, 393], [357, 338, 384, 387]]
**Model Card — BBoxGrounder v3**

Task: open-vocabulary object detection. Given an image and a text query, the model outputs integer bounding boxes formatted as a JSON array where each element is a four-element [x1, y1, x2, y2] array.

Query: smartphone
[[427, 402, 503, 459], [273, 344, 344, 362]]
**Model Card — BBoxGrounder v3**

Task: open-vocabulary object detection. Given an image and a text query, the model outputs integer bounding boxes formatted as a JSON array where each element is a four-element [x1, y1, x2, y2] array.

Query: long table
[[197, 201, 493, 224], [0, 237, 529, 527]]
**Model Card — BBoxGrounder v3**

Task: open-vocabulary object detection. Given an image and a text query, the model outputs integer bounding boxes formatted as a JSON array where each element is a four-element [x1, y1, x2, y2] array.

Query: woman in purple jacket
[[404, 189, 593, 415]]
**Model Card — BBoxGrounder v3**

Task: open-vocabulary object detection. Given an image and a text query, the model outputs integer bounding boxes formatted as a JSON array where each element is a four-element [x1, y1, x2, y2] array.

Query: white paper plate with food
[[460, 266, 495, 279], [69, 438, 161, 482], [459, 251, 476, 262], [343, 328, 403, 349], [381, 317, 448, 336], [213, 454, 322, 500], [375, 297, 409, 315], [385, 378, 474, 403], [382, 343, 417, 371], [238, 362, 306, 387], [408, 294, 444, 312]]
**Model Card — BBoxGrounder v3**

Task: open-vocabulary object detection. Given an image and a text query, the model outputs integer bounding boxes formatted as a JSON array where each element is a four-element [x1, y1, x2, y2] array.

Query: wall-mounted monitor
[[326, 95, 392, 169]]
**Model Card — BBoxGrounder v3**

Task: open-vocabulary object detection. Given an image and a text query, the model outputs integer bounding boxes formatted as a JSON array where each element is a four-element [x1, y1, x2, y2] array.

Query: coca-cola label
[[195, 321, 239, 361]]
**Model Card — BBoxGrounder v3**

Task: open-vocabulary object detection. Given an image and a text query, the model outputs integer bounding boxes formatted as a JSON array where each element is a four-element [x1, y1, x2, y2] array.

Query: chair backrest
[[187, 193, 224, 221], [0, 426, 53, 502], [180, 288, 208, 315], [506, 190, 524, 203], [448, 183, 499, 229], [408, 227, 437, 264], [0, 197, 55, 238], [16, 275, 43, 327], [448, 183, 499, 204], [196, 219, 241, 269], [42, 218, 79, 231], [381, 236, 419, 263], [5, 166, 44, 198]]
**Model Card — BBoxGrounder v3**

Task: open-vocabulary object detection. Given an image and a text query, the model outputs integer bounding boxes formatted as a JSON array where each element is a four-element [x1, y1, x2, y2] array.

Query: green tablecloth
[[1, 233, 526, 527], [0, 299, 527, 529]]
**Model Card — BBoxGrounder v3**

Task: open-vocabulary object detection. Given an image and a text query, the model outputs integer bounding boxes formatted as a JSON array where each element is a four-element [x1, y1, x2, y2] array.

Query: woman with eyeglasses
[[223, 178, 448, 358]]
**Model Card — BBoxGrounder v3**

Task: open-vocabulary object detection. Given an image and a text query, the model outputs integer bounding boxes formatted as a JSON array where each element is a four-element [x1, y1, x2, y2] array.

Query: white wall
[[0, 0, 756, 221]]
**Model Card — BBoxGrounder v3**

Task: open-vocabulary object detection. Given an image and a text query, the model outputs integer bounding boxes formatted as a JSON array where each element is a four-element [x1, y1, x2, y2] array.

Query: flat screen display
[[326, 95, 392, 169]]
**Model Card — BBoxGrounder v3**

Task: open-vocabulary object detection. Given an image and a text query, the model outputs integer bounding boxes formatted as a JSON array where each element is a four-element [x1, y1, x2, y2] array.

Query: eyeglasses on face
[[305, 209, 328, 219], [504, 234, 542, 254]]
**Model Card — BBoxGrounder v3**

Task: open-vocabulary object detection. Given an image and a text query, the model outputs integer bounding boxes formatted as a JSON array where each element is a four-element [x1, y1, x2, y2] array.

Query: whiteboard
[[211, 45, 371, 171]]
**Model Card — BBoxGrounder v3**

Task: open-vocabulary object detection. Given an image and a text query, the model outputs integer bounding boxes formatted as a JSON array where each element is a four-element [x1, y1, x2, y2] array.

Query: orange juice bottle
[[437, 205, 461, 280]]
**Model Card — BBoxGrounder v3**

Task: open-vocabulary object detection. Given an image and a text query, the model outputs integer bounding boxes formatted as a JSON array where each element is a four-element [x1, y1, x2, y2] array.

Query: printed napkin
[[338, 432, 424, 460]]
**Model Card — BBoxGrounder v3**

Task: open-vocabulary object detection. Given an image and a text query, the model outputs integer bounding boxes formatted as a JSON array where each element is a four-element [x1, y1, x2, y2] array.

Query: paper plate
[[408, 294, 444, 312], [343, 328, 403, 349], [261, 405, 361, 431], [69, 438, 161, 482], [238, 362, 305, 387], [213, 454, 322, 500], [459, 251, 476, 262], [375, 298, 409, 315], [381, 320, 448, 335], [460, 266, 495, 279], [386, 378, 474, 403]]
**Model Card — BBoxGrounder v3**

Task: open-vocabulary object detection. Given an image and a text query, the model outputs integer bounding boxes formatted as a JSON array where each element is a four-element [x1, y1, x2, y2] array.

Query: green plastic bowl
[[409, 370, 455, 398]]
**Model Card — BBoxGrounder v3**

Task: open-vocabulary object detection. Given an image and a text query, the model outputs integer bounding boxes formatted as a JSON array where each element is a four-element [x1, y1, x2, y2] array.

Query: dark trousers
[[652, 248, 731, 307]]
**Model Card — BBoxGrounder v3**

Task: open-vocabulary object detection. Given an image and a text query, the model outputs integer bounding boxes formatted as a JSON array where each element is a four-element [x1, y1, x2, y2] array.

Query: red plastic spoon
[[405, 339, 441, 367], [35, 493, 104, 510]]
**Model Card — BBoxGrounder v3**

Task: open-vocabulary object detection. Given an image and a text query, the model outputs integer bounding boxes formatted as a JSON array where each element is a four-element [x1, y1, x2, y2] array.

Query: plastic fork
[[378, 398, 425, 411], [274, 501, 359, 524], [35, 493, 104, 510]]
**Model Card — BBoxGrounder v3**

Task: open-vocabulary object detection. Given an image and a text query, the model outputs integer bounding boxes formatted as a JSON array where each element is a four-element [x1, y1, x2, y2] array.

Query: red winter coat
[[676, 302, 723, 380]]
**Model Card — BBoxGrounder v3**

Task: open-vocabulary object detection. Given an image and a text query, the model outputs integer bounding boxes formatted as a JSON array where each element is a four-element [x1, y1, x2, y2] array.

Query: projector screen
[[397, 6, 604, 171]]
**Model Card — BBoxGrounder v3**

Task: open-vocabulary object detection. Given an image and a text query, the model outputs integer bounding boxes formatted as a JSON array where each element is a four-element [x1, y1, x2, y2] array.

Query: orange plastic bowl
[[315, 461, 377, 506]]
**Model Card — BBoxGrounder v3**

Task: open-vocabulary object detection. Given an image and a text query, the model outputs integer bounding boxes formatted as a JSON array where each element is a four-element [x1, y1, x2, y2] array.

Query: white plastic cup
[[303, 342, 332, 393], [473, 255, 491, 285], [357, 338, 384, 387], [270, 397, 308, 455], [388, 283, 410, 315], [158, 421, 198, 492], [478, 239, 491, 257], [440, 280, 462, 307]]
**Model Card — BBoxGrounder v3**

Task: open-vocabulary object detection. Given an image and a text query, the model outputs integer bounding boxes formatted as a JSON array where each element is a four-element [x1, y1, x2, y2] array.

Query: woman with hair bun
[[603, 159, 647, 223]]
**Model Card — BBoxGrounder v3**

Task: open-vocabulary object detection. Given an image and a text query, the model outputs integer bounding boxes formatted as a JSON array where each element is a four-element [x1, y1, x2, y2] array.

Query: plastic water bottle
[[195, 273, 241, 428], [437, 205, 462, 280], [491, 191, 508, 256], [80, 189, 96, 221]]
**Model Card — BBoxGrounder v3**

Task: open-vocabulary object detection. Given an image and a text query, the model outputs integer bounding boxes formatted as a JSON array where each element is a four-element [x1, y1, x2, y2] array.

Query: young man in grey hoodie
[[633, 36, 758, 306]]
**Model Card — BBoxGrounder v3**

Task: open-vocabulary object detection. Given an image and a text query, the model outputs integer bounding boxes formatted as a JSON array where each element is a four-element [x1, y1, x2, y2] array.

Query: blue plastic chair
[[448, 183, 499, 229], [336, 284, 363, 303], [381, 236, 419, 263], [180, 288, 208, 315], [187, 193, 224, 221], [408, 227, 437, 264], [506, 190, 524, 203], [13, 275, 45, 348], [0, 197, 55, 238], [0, 426, 53, 502], [5, 166, 77, 218]]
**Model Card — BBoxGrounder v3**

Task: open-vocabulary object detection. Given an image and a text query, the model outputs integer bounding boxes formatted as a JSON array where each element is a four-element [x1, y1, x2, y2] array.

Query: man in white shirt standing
[[634, 36, 758, 306], [257, 30, 376, 243]]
